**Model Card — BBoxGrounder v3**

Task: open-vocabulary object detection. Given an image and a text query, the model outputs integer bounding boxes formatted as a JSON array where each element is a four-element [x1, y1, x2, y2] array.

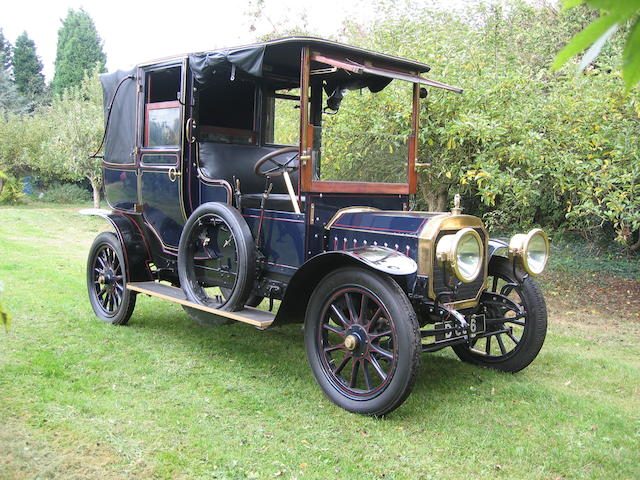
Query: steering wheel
[[254, 146, 300, 178]]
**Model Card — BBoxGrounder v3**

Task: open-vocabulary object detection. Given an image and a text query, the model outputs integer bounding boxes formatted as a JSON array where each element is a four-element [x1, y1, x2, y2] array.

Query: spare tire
[[178, 202, 256, 326]]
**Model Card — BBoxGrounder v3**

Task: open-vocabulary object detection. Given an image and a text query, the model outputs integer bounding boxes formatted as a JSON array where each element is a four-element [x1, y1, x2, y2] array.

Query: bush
[[38, 183, 91, 204], [0, 171, 25, 205]]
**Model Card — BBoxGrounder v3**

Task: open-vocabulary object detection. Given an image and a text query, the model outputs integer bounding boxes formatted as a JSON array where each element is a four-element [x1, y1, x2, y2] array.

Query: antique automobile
[[88, 37, 550, 415]]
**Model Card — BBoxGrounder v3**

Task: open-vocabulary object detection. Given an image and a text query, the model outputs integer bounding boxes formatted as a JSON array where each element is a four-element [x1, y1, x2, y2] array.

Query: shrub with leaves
[[336, 1, 639, 247], [0, 171, 24, 205], [553, 0, 640, 91], [38, 182, 91, 204]]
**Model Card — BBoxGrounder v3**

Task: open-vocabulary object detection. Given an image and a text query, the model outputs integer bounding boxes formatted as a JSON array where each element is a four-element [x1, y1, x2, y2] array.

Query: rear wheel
[[452, 256, 547, 372], [87, 232, 136, 325], [305, 267, 421, 416]]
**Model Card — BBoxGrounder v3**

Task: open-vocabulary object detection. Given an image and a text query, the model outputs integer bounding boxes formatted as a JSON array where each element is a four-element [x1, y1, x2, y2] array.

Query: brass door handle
[[168, 167, 182, 182], [185, 117, 196, 144]]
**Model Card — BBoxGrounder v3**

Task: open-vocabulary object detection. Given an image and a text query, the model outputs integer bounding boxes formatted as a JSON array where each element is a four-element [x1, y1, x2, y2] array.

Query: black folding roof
[[141, 36, 429, 77]]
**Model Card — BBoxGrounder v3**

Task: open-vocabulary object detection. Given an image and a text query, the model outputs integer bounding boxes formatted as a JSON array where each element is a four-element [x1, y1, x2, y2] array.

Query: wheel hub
[[344, 334, 358, 351], [99, 269, 117, 292], [345, 325, 367, 357]]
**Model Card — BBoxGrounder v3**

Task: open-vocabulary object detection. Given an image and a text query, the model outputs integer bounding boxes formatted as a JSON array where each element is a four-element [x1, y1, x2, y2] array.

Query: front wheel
[[87, 232, 136, 325], [304, 267, 421, 416], [452, 256, 547, 372]]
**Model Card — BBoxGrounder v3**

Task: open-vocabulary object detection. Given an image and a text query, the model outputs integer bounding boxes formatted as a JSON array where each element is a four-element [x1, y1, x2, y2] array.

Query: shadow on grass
[[122, 301, 494, 413]]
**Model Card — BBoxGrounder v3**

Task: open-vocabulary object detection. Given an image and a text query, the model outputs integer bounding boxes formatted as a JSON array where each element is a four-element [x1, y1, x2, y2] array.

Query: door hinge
[[309, 203, 315, 225]]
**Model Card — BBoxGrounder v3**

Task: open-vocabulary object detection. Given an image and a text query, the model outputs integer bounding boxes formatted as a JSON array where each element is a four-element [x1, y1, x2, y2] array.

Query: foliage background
[[0, 0, 638, 248]]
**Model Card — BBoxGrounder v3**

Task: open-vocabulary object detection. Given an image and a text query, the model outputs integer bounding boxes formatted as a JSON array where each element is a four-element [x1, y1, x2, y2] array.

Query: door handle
[[185, 117, 196, 144], [168, 167, 182, 182]]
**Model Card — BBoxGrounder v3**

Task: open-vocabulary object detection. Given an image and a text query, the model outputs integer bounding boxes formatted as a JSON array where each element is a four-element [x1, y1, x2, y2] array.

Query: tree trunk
[[429, 187, 449, 212], [0, 177, 4, 197], [630, 230, 640, 252], [88, 176, 101, 209], [419, 182, 449, 212]]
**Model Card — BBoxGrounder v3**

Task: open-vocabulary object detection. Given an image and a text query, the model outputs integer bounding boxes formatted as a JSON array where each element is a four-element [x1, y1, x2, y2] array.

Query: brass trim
[[435, 227, 483, 283], [509, 228, 549, 276], [168, 167, 182, 182], [324, 206, 381, 230], [344, 334, 358, 351], [418, 213, 489, 308]]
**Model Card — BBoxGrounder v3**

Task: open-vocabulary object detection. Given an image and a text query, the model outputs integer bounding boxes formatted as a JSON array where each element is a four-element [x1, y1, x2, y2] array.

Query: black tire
[[221, 288, 263, 308], [87, 232, 136, 325], [304, 267, 421, 416], [178, 203, 256, 327], [452, 256, 547, 372]]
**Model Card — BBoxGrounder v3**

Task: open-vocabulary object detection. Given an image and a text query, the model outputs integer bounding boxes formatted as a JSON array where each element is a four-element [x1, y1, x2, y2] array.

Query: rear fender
[[94, 211, 153, 282], [272, 246, 416, 326]]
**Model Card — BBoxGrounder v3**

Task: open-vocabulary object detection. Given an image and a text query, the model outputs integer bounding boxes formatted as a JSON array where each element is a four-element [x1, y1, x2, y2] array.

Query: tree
[[0, 69, 26, 112], [0, 29, 26, 112], [12, 32, 45, 100], [332, 1, 638, 247], [39, 69, 104, 207], [52, 9, 106, 95], [553, 0, 640, 90], [0, 28, 12, 74]]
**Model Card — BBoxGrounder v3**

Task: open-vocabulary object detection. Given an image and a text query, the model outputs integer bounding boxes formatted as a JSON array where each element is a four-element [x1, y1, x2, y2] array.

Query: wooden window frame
[[298, 49, 419, 194], [144, 100, 182, 147]]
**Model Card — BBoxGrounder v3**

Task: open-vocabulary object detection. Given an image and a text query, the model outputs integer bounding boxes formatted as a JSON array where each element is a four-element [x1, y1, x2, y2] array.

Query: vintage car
[[88, 37, 550, 415]]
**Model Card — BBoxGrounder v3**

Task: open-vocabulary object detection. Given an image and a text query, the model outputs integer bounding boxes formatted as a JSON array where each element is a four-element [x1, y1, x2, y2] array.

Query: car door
[[139, 62, 187, 250]]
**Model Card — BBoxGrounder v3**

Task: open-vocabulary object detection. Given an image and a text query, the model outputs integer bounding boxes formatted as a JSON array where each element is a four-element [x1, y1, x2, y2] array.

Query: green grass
[[0, 205, 639, 479]]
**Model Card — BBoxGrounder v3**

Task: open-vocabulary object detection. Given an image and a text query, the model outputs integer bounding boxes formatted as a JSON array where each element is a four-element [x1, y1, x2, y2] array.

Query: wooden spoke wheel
[[452, 257, 547, 372], [305, 267, 420, 416], [87, 232, 136, 325]]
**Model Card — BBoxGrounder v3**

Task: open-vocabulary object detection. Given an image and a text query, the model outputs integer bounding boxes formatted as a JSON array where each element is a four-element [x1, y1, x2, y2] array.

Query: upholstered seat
[[198, 142, 299, 197]]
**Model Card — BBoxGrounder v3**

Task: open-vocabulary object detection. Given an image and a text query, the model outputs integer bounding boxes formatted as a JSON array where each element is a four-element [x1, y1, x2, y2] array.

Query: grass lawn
[[0, 204, 638, 479]]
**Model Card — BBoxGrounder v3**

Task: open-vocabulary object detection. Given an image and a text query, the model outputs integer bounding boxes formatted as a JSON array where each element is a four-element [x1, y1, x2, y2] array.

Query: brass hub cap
[[97, 275, 106, 285], [344, 334, 358, 351]]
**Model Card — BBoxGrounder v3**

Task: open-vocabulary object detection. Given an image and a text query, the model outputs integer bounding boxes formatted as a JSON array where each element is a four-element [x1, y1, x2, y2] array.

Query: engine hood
[[325, 208, 487, 284]]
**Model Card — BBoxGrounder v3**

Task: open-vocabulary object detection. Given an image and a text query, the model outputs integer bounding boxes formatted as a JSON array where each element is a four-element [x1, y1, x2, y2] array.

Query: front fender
[[272, 246, 416, 326], [488, 238, 509, 258]]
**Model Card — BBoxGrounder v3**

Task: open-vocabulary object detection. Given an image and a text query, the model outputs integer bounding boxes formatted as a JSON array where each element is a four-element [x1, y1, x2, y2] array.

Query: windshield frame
[[298, 48, 419, 195]]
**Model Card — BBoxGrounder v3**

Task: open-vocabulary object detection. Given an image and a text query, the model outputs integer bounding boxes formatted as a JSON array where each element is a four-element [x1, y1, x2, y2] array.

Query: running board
[[126, 281, 274, 329]]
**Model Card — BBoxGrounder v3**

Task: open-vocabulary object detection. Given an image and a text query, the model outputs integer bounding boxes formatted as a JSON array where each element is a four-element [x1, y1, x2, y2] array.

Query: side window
[[144, 67, 181, 148], [263, 89, 299, 146], [196, 75, 257, 144]]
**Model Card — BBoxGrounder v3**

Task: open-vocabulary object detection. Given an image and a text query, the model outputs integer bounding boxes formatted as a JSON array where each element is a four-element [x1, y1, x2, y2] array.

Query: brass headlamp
[[509, 228, 550, 276], [436, 227, 483, 283]]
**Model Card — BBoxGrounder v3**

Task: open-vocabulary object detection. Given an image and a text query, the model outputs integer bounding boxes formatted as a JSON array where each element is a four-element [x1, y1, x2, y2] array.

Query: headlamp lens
[[525, 230, 548, 275], [456, 231, 482, 282]]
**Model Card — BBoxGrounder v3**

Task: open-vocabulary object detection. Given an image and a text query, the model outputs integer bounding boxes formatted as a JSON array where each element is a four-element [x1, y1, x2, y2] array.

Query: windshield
[[310, 76, 413, 185]]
